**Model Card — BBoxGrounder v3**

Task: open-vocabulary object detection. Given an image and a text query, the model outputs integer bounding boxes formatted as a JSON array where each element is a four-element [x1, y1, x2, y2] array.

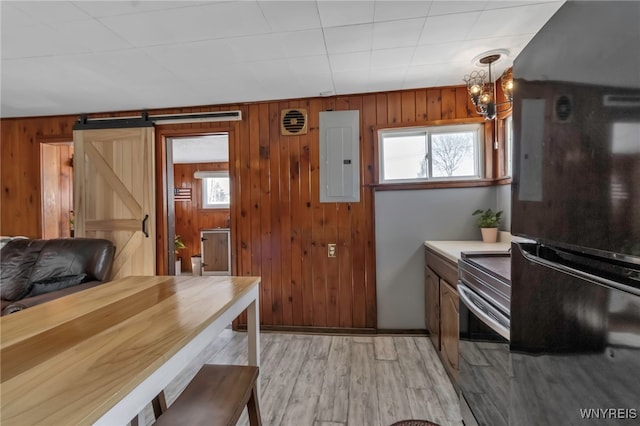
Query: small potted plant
[[472, 208, 503, 243], [174, 235, 186, 275]]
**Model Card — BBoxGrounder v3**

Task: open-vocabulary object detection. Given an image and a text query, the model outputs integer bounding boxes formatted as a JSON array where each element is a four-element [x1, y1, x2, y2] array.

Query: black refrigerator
[[510, 1, 640, 425]]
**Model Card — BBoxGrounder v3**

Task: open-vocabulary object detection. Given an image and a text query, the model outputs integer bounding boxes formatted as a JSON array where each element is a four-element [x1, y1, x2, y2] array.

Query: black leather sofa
[[0, 238, 115, 315]]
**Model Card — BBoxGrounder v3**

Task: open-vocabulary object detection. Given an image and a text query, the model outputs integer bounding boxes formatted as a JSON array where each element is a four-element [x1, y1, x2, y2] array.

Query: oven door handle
[[458, 283, 510, 341]]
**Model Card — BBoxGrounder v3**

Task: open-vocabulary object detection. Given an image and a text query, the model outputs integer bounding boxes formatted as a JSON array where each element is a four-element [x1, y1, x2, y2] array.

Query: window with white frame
[[195, 171, 230, 209], [378, 123, 483, 183]]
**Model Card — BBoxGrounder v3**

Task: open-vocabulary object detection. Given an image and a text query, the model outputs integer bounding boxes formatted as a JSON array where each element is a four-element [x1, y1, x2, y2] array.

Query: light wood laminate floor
[[135, 330, 462, 426]]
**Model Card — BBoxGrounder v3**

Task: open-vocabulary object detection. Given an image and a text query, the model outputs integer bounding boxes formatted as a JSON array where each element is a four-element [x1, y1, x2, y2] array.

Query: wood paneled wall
[[1, 85, 486, 330], [174, 162, 230, 273], [41, 143, 74, 239], [1, 118, 76, 237]]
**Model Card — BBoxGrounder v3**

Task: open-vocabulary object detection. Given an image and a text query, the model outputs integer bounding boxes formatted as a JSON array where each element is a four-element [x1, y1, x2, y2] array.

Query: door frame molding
[[155, 126, 237, 276], [38, 136, 74, 239]]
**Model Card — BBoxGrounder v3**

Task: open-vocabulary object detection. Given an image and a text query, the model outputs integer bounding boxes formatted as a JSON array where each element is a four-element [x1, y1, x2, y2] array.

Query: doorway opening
[[167, 133, 230, 275], [40, 141, 74, 239]]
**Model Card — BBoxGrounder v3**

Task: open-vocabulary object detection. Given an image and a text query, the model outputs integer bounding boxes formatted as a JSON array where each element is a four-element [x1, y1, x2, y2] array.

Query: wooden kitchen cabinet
[[425, 246, 460, 385], [440, 278, 459, 383], [425, 266, 440, 350]]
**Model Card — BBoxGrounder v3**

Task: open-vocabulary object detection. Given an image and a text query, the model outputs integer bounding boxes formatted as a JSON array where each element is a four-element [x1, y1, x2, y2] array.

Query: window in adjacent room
[[378, 123, 483, 183], [197, 171, 230, 209]]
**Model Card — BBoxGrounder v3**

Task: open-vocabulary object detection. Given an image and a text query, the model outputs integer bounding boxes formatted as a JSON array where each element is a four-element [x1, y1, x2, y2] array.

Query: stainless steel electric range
[[457, 251, 511, 426]]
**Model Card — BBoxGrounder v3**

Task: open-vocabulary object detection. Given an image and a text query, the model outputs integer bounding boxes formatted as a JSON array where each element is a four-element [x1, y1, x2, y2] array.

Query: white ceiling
[[172, 133, 229, 163], [1, 0, 565, 119]]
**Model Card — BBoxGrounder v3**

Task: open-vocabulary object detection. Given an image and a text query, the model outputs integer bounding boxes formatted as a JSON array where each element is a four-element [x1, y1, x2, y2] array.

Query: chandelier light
[[464, 52, 513, 120]]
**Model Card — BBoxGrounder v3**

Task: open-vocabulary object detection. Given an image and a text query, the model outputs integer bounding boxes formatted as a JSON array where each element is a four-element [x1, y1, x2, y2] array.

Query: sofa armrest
[[1, 281, 105, 315]]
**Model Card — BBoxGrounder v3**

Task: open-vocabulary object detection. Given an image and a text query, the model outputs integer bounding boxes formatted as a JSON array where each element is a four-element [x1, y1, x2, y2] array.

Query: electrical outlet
[[328, 243, 337, 258]]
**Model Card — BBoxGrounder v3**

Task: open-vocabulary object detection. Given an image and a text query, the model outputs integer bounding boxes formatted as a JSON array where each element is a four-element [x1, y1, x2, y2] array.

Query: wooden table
[[0, 275, 260, 425]]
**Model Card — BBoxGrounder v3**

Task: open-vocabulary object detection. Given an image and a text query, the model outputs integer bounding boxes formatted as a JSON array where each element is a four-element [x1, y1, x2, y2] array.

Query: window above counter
[[378, 123, 483, 184], [372, 115, 512, 191]]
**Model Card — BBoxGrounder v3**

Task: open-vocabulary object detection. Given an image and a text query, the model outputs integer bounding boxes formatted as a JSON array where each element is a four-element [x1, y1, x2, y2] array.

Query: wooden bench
[[133, 364, 262, 426]]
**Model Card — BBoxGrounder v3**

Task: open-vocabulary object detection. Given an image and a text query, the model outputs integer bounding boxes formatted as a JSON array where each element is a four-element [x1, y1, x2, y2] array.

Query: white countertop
[[424, 240, 511, 263]]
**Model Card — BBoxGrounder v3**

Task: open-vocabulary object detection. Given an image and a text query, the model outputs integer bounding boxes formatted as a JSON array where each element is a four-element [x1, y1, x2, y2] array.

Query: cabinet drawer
[[425, 247, 458, 288]]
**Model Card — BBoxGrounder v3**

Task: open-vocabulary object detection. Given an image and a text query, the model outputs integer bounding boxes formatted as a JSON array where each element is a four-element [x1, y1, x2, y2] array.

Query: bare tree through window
[[431, 132, 473, 176], [203, 176, 230, 208], [379, 124, 480, 182], [418, 155, 427, 178]]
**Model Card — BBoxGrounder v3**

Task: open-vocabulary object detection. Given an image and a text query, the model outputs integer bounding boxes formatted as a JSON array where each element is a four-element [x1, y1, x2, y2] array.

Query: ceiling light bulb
[[470, 84, 482, 95], [501, 67, 514, 96], [480, 93, 492, 105]]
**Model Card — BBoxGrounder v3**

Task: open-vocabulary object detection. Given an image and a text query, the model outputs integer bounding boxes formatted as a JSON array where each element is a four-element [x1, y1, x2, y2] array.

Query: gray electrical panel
[[319, 110, 360, 203]]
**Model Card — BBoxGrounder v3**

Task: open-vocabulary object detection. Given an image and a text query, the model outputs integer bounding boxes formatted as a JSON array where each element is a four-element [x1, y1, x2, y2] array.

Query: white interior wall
[[374, 186, 500, 329], [496, 183, 512, 232]]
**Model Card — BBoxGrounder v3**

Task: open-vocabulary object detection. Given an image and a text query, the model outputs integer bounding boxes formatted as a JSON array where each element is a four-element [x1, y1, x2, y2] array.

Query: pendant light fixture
[[463, 50, 514, 120]]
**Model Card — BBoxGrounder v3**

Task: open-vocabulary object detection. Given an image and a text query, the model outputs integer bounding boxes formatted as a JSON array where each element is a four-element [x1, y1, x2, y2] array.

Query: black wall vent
[[554, 95, 572, 122]]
